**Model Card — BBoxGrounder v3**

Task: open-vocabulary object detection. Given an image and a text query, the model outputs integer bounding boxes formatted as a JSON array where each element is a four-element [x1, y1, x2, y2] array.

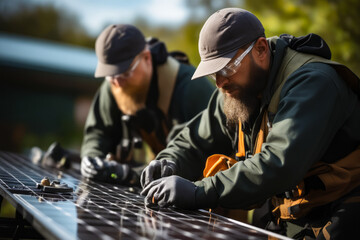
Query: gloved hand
[[81, 156, 130, 184], [140, 175, 197, 209], [140, 159, 177, 188]]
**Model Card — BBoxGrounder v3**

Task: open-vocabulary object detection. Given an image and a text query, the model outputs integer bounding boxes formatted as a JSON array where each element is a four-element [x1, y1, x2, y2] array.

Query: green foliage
[[180, 0, 359, 75], [0, 0, 358, 74], [0, 199, 16, 218], [172, 0, 360, 75], [22, 123, 84, 153], [129, 19, 204, 66], [243, 0, 360, 75], [164, 23, 204, 66], [0, 1, 96, 48]]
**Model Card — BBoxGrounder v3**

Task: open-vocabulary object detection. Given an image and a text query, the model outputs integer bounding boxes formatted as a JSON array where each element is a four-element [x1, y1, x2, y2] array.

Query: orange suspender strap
[[236, 111, 268, 159], [203, 111, 269, 178], [254, 112, 269, 154], [236, 120, 246, 159]]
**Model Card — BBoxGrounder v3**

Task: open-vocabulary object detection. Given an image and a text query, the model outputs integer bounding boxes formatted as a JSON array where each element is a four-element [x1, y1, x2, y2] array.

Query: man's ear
[[143, 50, 152, 63], [142, 49, 153, 78], [254, 37, 268, 59], [253, 37, 270, 69]]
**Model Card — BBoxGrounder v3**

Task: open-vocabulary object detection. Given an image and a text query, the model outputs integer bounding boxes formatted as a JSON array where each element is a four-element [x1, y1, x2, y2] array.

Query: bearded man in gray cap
[[80, 24, 214, 186], [140, 8, 360, 239]]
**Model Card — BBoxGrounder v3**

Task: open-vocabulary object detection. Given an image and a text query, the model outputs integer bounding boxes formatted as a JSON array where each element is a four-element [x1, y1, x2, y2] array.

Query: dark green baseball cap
[[192, 8, 264, 80], [94, 24, 146, 78]]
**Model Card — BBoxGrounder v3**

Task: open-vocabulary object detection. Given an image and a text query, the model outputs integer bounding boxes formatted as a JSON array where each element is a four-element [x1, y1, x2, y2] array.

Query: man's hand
[[140, 175, 197, 209], [140, 159, 177, 188], [81, 156, 130, 183]]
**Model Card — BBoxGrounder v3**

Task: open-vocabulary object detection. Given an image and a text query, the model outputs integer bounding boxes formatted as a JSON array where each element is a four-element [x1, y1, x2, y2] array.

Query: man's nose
[[215, 75, 228, 89]]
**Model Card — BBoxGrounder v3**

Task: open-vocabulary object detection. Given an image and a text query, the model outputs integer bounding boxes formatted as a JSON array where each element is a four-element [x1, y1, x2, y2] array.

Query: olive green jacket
[[156, 37, 360, 209], [81, 61, 215, 159]]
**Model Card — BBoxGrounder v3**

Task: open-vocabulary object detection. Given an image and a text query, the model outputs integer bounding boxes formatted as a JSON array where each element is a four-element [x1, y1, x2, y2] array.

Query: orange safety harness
[[202, 112, 269, 222], [202, 42, 360, 221], [203, 111, 268, 178], [204, 108, 360, 221]]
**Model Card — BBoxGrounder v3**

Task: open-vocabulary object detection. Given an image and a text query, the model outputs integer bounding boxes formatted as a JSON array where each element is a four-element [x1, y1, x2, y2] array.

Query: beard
[[223, 59, 268, 127]]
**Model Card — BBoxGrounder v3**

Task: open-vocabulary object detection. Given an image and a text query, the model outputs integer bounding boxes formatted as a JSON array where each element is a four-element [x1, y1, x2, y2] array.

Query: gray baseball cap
[[94, 24, 146, 78], [192, 8, 264, 80]]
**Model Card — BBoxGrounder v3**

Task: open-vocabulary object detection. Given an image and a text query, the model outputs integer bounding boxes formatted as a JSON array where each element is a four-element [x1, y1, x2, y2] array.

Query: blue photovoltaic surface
[[0, 151, 290, 240]]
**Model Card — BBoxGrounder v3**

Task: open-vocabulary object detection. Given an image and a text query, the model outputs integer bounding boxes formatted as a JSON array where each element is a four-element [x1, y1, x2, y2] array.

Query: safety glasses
[[209, 41, 255, 80], [106, 54, 142, 81]]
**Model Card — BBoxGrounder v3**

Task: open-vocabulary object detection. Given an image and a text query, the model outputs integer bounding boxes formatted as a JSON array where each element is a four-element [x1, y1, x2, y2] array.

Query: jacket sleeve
[[81, 80, 122, 158], [194, 63, 360, 209], [157, 89, 235, 181]]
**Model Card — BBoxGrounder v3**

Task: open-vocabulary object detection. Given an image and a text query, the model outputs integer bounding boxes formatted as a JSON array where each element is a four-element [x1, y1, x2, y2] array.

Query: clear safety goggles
[[209, 41, 255, 80], [106, 54, 143, 81]]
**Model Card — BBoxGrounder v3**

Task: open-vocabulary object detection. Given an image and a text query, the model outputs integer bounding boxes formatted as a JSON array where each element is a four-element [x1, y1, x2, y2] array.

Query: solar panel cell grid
[[0, 151, 290, 240]]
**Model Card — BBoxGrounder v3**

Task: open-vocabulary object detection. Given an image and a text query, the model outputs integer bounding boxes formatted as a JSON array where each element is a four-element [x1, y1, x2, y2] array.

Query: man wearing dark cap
[[80, 24, 215, 186], [140, 8, 360, 239]]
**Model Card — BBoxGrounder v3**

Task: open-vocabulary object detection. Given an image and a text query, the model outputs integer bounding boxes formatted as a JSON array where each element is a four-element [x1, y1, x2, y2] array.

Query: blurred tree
[[184, 0, 241, 22], [0, 0, 357, 75], [180, 0, 243, 65], [171, 22, 204, 66], [0, 1, 95, 48], [182, 0, 359, 75], [131, 17, 203, 67], [243, 0, 360, 75]]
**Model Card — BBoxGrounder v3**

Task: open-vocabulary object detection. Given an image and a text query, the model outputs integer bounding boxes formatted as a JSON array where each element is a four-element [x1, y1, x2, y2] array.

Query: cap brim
[[191, 50, 237, 80], [94, 57, 134, 78]]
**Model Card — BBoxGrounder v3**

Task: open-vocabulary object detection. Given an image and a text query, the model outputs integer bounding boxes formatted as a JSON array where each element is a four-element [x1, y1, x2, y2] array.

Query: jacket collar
[[261, 37, 288, 109]]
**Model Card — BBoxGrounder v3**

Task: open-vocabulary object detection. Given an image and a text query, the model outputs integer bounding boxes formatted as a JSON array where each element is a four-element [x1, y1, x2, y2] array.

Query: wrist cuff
[[194, 179, 219, 209]]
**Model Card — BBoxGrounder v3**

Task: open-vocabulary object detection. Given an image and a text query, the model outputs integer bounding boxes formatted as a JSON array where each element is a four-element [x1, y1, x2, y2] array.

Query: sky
[[23, 0, 192, 36]]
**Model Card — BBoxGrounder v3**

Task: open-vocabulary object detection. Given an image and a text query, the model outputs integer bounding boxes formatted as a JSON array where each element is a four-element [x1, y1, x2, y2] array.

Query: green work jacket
[[81, 60, 215, 160], [156, 37, 360, 209]]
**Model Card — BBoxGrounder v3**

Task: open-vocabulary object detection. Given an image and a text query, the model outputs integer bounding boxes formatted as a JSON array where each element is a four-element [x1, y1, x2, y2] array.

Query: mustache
[[221, 84, 241, 93]]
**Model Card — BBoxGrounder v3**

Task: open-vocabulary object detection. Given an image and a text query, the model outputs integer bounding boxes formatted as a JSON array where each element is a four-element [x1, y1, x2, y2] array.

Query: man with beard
[[140, 8, 360, 239], [80, 24, 215, 186]]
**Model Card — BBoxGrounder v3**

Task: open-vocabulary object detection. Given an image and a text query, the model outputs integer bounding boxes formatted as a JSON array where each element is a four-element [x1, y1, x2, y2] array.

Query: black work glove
[[140, 159, 177, 188], [140, 175, 197, 209], [81, 156, 130, 184]]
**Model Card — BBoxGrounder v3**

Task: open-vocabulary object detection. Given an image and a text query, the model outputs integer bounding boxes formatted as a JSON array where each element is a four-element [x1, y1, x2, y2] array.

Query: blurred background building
[[0, 0, 358, 154], [0, 32, 98, 153]]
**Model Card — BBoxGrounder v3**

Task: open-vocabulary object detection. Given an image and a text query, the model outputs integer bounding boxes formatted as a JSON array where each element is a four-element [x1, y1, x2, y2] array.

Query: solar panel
[[0, 151, 290, 240]]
